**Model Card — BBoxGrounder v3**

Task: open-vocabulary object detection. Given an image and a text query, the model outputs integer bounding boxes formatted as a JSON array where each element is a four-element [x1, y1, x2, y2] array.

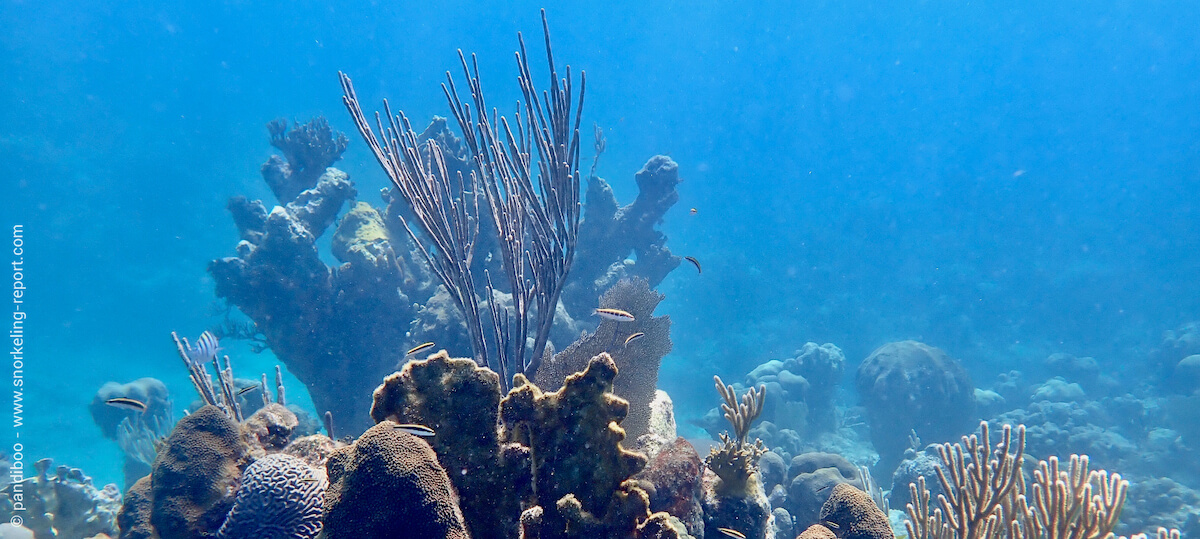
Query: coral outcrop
[[561, 156, 682, 321], [634, 438, 706, 537], [322, 421, 468, 539], [855, 341, 977, 473], [535, 277, 672, 440], [370, 351, 523, 539], [784, 453, 865, 531], [369, 351, 683, 539]]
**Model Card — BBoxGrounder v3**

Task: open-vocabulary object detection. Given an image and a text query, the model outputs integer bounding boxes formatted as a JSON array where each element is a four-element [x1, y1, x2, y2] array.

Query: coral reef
[[699, 343, 845, 452], [561, 155, 683, 320], [0, 458, 121, 539], [535, 277, 673, 440], [370, 351, 683, 539], [217, 453, 324, 539], [211, 121, 420, 434], [855, 341, 977, 474], [241, 403, 300, 454], [322, 421, 468, 539]]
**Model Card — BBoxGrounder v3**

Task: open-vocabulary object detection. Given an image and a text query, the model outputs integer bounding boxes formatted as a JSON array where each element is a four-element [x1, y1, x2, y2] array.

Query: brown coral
[[150, 405, 254, 539], [322, 421, 468, 539], [819, 483, 892, 539], [799, 524, 839, 539]]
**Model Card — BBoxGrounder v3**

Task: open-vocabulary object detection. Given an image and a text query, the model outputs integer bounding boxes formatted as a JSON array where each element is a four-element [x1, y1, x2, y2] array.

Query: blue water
[[2, 0, 1199, 504]]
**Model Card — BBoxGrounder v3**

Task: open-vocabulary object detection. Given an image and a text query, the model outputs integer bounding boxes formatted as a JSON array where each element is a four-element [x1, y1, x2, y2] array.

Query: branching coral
[[340, 9, 584, 387], [904, 421, 1181, 539], [705, 376, 767, 496]]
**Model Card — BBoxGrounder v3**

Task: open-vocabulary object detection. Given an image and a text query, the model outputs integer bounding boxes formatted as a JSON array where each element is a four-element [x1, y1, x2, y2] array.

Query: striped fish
[[594, 308, 635, 322], [106, 397, 147, 413], [393, 423, 436, 437], [624, 332, 645, 346], [187, 330, 220, 365], [684, 256, 702, 274], [717, 528, 746, 539], [406, 342, 435, 356]]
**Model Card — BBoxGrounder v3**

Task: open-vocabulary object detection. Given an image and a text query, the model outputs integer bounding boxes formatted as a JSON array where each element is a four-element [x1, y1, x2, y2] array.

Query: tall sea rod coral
[[339, 9, 583, 388]]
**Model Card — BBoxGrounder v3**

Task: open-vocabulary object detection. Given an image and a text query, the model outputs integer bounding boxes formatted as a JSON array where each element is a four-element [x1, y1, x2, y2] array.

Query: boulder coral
[[322, 421, 468, 539], [817, 484, 891, 539], [147, 405, 255, 539], [855, 341, 976, 473]]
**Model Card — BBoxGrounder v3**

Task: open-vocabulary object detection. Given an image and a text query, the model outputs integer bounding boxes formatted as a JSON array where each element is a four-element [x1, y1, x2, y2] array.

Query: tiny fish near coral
[[684, 256, 701, 274], [187, 330, 221, 365], [624, 332, 645, 346], [718, 527, 747, 539], [595, 308, 635, 322], [406, 342, 435, 356], [391, 423, 435, 437]]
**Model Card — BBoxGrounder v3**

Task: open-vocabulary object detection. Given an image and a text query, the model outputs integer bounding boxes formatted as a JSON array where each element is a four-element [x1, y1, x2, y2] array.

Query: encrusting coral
[[535, 277, 673, 440]]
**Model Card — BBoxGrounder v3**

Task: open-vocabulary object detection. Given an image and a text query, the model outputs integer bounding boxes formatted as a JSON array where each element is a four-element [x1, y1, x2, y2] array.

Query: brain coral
[[322, 421, 468, 539], [217, 453, 324, 539], [855, 341, 976, 472]]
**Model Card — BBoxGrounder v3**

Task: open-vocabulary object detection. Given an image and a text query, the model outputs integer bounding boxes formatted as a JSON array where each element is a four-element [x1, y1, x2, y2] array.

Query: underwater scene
[[2, 1, 1199, 538]]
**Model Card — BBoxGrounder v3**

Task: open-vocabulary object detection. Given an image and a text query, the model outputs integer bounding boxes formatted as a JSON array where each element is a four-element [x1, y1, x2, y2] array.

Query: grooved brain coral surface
[[217, 453, 324, 539]]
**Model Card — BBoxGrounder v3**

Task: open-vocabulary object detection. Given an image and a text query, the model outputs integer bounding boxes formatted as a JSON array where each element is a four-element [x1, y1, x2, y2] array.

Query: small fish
[[624, 332, 645, 346], [299, 477, 321, 483], [237, 384, 260, 396], [594, 308, 635, 322], [106, 398, 147, 413], [690, 208, 698, 215], [187, 330, 220, 365], [406, 342, 435, 356], [684, 256, 702, 274], [824, 521, 840, 530], [717, 528, 746, 539], [393, 423, 436, 437]]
